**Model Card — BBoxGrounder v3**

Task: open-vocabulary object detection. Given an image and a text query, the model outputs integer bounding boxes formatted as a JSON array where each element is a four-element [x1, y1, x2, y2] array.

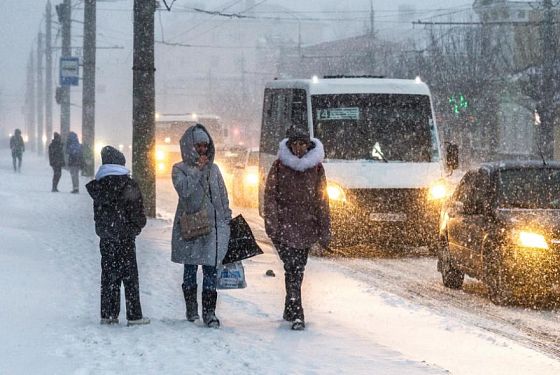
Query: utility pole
[[57, 0, 72, 141], [82, 0, 96, 176], [37, 32, 45, 155], [46, 1, 53, 143], [540, 0, 556, 158], [133, 0, 157, 217]]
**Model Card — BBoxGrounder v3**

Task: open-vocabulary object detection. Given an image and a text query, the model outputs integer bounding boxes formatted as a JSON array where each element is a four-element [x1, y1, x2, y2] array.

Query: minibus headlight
[[428, 180, 449, 201], [327, 182, 346, 202]]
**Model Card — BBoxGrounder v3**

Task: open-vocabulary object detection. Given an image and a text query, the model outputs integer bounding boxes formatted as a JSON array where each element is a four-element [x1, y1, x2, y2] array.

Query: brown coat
[[264, 139, 331, 249]]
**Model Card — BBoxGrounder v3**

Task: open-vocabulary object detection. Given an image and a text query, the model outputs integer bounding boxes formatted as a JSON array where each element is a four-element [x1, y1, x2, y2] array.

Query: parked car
[[232, 148, 259, 207], [437, 161, 560, 305]]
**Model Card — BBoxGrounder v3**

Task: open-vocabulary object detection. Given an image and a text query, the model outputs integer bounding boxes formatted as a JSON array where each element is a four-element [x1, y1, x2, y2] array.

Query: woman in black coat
[[48, 132, 65, 192]]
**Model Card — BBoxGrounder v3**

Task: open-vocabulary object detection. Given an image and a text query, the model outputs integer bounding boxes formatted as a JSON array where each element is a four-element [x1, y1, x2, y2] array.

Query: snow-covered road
[[1, 154, 560, 374]]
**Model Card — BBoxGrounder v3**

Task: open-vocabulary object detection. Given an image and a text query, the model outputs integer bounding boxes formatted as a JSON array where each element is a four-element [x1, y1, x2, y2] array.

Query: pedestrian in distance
[[264, 126, 331, 331], [66, 131, 83, 193], [9, 129, 25, 173], [86, 146, 150, 326], [48, 132, 65, 192], [171, 124, 231, 328]]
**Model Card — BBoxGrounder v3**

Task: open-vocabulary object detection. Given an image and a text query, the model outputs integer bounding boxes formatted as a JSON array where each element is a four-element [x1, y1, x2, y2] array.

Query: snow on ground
[[1, 154, 560, 375]]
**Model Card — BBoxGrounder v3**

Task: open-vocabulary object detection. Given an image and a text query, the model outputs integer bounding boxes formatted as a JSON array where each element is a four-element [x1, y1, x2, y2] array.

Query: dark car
[[437, 161, 560, 305]]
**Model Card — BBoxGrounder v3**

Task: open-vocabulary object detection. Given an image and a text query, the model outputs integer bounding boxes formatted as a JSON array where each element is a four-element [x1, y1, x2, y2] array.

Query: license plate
[[369, 212, 407, 222]]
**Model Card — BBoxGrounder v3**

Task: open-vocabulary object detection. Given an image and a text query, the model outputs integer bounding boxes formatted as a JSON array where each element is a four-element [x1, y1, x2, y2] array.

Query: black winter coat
[[86, 175, 147, 240], [48, 138, 65, 167]]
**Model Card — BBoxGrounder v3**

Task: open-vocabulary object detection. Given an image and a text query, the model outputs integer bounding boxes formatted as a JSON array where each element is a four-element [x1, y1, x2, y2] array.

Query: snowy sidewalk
[[1, 154, 559, 374]]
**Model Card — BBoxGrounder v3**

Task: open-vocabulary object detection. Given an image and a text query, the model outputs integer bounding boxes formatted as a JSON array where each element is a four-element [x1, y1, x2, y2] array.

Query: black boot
[[202, 290, 220, 328], [284, 272, 305, 324], [182, 284, 199, 322]]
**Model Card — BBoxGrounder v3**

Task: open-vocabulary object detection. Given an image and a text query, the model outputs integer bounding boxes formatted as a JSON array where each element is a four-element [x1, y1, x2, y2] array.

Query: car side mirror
[[446, 143, 459, 171]]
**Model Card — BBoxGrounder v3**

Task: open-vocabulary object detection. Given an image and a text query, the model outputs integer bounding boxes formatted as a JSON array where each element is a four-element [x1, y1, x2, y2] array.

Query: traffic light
[[449, 94, 468, 115]]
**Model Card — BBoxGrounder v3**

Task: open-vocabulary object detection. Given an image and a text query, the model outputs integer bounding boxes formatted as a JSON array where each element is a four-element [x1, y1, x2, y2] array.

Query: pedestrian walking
[[9, 129, 25, 172], [264, 126, 331, 330], [66, 131, 83, 193], [48, 132, 65, 192], [86, 146, 150, 326], [171, 124, 231, 328]]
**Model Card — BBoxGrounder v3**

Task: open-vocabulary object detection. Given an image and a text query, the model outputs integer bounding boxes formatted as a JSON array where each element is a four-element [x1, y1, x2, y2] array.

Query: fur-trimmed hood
[[277, 138, 324, 172]]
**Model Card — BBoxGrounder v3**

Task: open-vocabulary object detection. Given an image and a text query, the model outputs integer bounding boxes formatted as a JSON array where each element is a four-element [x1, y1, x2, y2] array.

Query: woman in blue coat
[[171, 124, 231, 328]]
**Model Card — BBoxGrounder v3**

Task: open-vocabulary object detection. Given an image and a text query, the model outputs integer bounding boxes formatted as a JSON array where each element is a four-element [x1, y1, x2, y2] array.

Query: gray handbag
[[179, 182, 211, 240]]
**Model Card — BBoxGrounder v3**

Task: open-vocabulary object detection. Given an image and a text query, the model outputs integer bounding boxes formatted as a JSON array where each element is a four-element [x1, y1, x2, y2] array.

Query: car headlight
[[516, 230, 549, 249], [244, 172, 259, 186], [428, 180, 449, 201], [155, 149, 166, 161], [157, 162, 166, 172], [327, 181, 346, 202]]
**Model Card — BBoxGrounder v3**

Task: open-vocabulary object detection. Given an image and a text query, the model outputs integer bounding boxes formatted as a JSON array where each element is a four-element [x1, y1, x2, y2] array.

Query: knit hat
[[101, 145, 126, 166], [286, 126, 310, 145], [192, 126, 210, 144]]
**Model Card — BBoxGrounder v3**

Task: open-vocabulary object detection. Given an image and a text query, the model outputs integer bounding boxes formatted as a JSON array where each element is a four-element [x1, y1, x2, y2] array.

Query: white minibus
[[258, 77, 457, 251]]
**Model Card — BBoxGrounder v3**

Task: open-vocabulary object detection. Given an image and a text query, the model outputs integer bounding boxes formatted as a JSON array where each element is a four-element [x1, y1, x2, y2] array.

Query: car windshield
[[215, 147, 247, 169], [498, 168, 560, 209], [312, 94, 438, 162]]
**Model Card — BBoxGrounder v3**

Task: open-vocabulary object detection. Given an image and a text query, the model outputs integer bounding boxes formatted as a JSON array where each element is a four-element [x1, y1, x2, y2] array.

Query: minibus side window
[[291, 89, 308, 132], [261, 89, 289, 154]]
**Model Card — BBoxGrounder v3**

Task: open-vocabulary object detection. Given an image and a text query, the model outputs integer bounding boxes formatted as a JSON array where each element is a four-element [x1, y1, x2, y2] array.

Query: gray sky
[[0, 0, 474, 136]]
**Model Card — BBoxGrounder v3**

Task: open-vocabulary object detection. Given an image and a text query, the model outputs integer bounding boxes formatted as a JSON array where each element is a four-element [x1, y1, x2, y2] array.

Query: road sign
[[59, 57, 80, 86]]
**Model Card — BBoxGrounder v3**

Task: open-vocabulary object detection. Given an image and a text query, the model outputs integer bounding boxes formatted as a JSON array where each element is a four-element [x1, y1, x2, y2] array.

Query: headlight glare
[[155, 149, 166, 161], [516, 231, 549, 249], [327, 182, 346, 202], [244, 172, 259, 186], [428, 181, 449, 201]]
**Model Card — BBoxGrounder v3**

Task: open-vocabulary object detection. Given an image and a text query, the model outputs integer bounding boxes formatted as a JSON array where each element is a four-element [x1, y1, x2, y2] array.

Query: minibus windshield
[[312, 94, 437, 162]]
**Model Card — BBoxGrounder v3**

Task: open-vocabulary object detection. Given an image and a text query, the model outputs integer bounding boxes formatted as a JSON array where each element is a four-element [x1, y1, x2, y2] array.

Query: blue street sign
[[60, 57, 80, 86]]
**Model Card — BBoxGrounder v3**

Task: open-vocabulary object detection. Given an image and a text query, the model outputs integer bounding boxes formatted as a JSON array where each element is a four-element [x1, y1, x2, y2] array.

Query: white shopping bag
[[217, 261, 247, 289]]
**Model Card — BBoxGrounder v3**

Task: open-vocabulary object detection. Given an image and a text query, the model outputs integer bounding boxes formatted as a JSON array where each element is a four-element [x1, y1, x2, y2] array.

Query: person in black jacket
[[9, 128, 25, 172], [86, 146, 150, 326], [48, 132, 65, 192]]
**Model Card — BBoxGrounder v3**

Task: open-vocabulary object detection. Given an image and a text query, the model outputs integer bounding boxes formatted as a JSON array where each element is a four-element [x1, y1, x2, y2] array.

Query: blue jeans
[[183, 265, 217, 291]]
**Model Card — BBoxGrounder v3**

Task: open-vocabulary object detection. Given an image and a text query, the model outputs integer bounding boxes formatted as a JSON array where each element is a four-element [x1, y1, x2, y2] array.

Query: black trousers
[[100, 238, 143, 321], [12, 153, 22, 171], [275, 243, 310, 321], [52, 166, 62, 190]]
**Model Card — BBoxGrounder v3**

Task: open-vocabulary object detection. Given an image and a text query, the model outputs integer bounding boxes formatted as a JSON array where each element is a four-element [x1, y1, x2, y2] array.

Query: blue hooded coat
[[66, 131, 83, 168], [171, 124, 232, 266]]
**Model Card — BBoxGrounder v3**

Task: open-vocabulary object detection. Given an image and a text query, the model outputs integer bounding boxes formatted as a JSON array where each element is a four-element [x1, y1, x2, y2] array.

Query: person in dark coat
[[171, 124, 231, 328], [48, 132, 65, 192], [66, 131, 83, 193], [86, 146, 150, 326], [9, 129, 25, 172], [264, 127, 331, 330]]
